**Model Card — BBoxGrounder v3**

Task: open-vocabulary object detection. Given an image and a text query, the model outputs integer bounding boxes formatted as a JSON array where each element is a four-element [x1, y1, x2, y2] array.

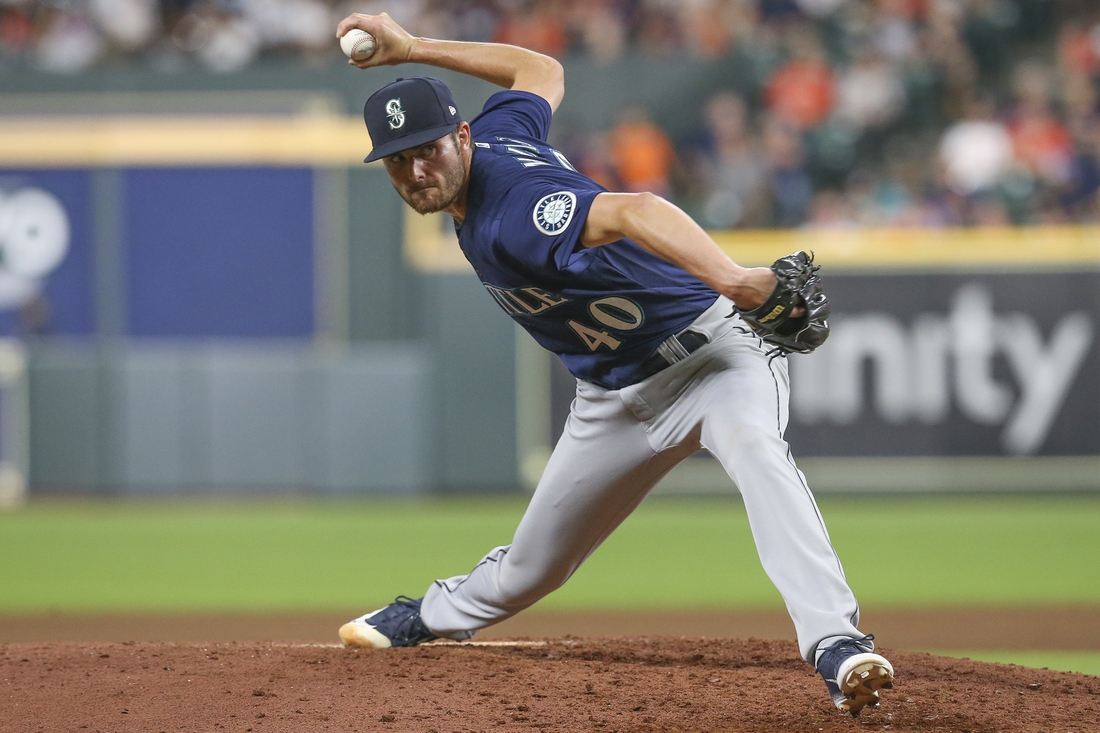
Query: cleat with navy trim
[[339, 596, 438, 649], [815, 634, 894, 718]]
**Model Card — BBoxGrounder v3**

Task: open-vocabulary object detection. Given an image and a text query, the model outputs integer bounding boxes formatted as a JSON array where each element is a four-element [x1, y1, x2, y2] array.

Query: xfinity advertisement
[[784, 272, 1099, 457]]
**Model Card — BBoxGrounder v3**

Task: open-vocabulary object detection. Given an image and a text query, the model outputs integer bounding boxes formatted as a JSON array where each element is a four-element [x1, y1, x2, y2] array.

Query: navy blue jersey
[[459, 90, 718, 389]]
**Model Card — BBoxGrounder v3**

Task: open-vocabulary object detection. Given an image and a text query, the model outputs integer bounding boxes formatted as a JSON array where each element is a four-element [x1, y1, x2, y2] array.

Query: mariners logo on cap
[[385, 99, 406, 130], [533, 191, 577, 235]]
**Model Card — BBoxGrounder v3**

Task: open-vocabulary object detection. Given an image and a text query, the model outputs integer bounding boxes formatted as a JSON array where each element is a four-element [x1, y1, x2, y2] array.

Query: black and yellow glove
[[736, 251, 830, 354]]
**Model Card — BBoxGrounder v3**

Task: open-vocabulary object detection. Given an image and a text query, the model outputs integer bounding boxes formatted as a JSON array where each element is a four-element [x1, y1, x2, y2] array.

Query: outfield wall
[[0, 165, 517, 496], [1, 64, 1097, 495], [5, 164, 1099, 494]]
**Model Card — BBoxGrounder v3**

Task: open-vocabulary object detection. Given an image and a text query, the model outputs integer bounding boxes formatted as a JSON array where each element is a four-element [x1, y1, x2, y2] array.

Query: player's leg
[[686, 324, 892, 714], [340, 378, 694, 646], [700, 348, 864, 661], [420, 378, 694, 637]]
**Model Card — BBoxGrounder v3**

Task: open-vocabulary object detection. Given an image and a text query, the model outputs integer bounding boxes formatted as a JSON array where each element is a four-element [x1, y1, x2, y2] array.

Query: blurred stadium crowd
[[3, 0, 1099, 228]]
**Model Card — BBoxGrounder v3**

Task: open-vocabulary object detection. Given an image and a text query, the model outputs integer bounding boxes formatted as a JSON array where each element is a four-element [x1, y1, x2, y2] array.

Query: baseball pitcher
[[335, 11, 893, 717]]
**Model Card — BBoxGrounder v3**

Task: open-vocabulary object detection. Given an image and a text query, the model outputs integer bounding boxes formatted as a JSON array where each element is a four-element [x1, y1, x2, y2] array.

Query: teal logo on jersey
[[533, 191, 576, 235]]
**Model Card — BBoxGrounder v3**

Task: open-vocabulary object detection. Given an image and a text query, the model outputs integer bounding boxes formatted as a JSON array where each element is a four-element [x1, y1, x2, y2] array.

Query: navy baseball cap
[[363, 76, 463, 163]]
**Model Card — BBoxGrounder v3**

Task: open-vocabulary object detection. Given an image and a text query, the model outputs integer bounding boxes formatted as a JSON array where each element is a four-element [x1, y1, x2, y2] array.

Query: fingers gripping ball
[[340, 29, 376, 61], [737, 251, 830, 354]]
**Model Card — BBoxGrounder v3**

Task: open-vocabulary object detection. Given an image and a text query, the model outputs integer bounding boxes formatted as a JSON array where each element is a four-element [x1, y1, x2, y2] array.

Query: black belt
[[631, 330, 709, 383]]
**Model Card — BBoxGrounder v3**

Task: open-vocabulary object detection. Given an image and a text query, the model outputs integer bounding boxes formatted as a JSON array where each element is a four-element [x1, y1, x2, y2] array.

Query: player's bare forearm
[[407, 38, 564, 111], [336, 13, 564, 111], [583, 192, 776, 310]]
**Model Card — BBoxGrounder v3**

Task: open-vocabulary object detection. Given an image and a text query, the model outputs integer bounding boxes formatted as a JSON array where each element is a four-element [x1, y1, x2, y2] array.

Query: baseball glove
[[736, 251, 830, 354]]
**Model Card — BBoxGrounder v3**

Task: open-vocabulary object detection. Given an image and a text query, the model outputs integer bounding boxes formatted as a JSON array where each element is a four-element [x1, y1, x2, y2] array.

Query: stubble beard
[[400, 159, 465, 216]]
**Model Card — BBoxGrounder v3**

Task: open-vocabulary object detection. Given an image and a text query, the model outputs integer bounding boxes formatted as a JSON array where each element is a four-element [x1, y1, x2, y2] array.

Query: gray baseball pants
[[420, 296, 864, 662]]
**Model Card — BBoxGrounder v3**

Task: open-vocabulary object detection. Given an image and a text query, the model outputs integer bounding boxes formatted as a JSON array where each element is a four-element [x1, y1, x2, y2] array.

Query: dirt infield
[[3, 609, 1098, 732], [4, 637, 1098, 733], [4, 606, 1099, 650]]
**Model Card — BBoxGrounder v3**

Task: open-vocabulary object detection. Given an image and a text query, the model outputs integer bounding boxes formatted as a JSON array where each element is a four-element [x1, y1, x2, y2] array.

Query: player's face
[[383, 125, 470, 215]]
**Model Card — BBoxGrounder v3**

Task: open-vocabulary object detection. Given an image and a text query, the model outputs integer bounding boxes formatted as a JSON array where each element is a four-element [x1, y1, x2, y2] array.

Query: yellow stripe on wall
[[0, 115, 374, 166], [711, 227, 1100, 269], [402, 221, 1100, 274]]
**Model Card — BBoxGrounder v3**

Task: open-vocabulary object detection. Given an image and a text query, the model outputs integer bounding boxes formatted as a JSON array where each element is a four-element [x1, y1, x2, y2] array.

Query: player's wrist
[[406, 36, 462, 68], [726, 267, 776, 312], [402, 36, 423, 64]]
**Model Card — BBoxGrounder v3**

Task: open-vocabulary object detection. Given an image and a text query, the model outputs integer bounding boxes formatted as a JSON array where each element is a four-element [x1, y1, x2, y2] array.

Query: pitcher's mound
[[3, 637, 1096, 732]]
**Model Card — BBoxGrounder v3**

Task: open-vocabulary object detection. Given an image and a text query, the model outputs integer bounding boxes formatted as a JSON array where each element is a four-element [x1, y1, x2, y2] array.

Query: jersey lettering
[[568, 320, 622, 351], [567, 298, 647, 351], [589, 297, 644, 331], [497, 137, 576, 171], [498, 137, 552, 168], [552, 149, 577, 171], [522, 287, 570, 308], [484, 284, 570, 316]]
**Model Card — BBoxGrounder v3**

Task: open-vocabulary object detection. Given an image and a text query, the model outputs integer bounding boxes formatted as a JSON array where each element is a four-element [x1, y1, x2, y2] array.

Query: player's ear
[[455, 122, 472, 151]]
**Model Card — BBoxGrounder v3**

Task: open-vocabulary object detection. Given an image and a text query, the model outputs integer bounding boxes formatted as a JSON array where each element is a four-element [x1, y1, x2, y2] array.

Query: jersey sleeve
[[495, 182, 603, 274], [470, 90, 553, 142]]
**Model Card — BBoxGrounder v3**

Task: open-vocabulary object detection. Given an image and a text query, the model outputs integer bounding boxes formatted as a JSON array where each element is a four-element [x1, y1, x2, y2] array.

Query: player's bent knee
[[497, 563, 572, 608]]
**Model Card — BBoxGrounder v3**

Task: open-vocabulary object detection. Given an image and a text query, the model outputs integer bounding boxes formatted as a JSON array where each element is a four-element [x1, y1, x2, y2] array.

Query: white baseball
[[340, 29, 376, 62]]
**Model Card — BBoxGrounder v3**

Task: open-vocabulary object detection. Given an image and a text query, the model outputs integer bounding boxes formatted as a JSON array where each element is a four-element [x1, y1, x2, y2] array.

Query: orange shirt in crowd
[[607, 120, 676, 195], [0, 6, 33, 50], [764, 59, 837, 129], [1060, 27, 1100, 75], [1008, 114, 1073, 179]]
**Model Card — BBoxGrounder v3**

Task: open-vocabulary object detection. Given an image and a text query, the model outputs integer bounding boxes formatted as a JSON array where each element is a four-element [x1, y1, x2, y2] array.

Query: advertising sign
[[0, 169, 94, 337], [786, 272, 1099, 457]]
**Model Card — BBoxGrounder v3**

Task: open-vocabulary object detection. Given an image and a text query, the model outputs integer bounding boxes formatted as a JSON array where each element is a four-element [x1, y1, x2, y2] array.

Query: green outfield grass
[[1, 494, 1097, 613], [932, 651, 1100, 678]]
